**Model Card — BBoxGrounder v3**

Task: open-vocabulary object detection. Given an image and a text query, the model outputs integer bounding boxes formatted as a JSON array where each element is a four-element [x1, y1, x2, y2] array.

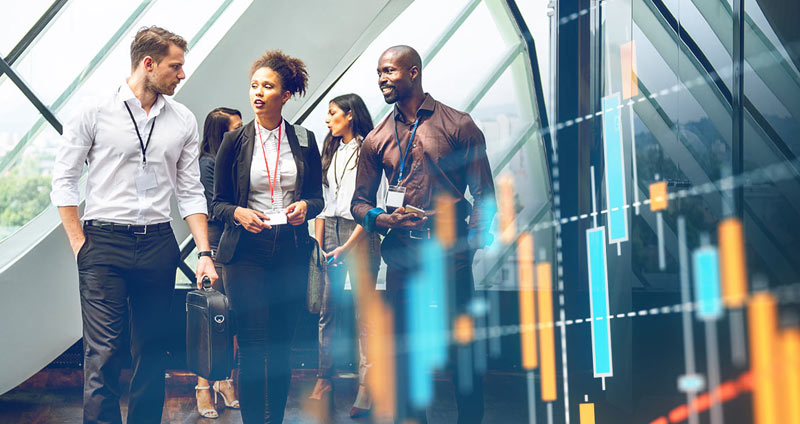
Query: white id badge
[[386, 185, 406, 209], [135, 166, 158, 193], [264, 211, 288, 226]]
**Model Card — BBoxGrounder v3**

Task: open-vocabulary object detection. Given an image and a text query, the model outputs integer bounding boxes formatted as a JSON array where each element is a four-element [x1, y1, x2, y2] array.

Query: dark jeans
[[381, 229, 485, 424], [77, 223, 180, 424], [224, 226, 306, 424], [318, 217, 381, 383]]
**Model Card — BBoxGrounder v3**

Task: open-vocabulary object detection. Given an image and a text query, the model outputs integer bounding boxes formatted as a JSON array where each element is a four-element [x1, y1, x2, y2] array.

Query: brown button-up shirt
[[351, 93, 496, 234]]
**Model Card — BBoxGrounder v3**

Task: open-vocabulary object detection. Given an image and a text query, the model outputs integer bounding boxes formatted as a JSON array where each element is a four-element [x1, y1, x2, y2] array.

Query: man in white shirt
[[50, 26, 217, 424]]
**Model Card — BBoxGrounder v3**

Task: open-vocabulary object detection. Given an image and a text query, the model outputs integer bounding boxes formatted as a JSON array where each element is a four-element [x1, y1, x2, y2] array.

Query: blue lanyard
[[394, 118, 420, 184]]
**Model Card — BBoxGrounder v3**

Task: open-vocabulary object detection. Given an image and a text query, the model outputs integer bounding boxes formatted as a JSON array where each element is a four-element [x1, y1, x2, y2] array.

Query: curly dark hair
[[249, 50, 308, 97]]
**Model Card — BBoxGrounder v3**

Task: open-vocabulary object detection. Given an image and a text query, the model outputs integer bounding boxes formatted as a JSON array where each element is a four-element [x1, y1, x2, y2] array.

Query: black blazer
[[212, 119, 324, 264]]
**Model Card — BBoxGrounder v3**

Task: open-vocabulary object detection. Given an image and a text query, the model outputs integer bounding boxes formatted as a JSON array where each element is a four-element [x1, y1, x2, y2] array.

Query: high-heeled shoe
[[213, 379, 240, 409], [349, 384, 372, 418], [195, 385, 219, 419]]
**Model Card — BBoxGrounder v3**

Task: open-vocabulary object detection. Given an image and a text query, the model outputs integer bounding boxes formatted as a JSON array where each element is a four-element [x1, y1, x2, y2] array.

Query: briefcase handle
[[202, 275, 213, 291]]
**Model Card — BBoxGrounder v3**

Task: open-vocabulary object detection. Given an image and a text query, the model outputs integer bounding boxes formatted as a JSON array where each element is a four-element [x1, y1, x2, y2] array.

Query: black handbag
[[186, 276, 234, 381]]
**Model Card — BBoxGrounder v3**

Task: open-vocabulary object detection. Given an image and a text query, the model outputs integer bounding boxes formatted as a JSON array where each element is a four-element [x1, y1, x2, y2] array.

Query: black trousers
[[223, 226, 306, 424], [77, 223, 180, 424], [381, 230, 485, 424]]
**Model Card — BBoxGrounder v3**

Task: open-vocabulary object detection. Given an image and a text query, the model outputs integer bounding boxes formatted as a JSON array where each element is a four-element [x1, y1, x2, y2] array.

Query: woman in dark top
[[195, 107, 242, 418], [211, 50, 323, 424]]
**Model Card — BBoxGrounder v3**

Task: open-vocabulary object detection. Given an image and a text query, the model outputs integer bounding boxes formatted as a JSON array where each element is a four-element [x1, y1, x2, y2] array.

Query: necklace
[[333, 140, 358, 198]]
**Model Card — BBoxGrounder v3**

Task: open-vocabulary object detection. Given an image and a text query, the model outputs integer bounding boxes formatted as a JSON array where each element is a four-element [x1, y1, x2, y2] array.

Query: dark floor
[[0, 368, 528, 423]]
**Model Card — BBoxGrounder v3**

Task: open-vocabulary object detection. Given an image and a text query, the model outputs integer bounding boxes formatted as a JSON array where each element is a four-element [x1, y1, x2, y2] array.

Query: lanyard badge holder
[[125, 101, 159, 194], [386, 119, 419, 209], [258, 121, 288, 226]]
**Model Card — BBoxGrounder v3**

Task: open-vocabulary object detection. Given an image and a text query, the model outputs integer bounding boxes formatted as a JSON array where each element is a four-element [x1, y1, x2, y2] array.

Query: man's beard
[[147, 77, 176, 96]]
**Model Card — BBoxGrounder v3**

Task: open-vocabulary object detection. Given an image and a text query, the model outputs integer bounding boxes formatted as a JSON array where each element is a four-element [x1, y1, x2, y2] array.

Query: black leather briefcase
[[186, 277, 234, 381]]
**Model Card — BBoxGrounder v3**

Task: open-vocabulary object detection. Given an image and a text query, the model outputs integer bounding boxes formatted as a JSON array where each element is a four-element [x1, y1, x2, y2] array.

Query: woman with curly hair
[[211, 50, 323, 423]]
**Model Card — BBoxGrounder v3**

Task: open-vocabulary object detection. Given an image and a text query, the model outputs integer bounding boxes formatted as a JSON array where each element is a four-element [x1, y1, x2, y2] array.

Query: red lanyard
[[257, 120, 282, 206]]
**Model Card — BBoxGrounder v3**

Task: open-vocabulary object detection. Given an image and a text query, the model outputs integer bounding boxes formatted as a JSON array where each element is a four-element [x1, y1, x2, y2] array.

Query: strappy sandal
[[213, 379, 240, 409], [195, 385, 218, 419]]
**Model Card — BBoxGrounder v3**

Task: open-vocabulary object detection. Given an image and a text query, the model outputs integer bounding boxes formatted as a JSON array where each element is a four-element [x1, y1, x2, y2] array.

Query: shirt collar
[[255, 118, 285, 141], [393, 93, 435, 124], [338, 138, 358, 151], [118, 80, 166, 117]]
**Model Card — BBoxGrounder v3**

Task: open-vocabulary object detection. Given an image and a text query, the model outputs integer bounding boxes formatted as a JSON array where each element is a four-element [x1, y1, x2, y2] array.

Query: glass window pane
[[0, 0, 53, 56], [12, 0, 239, 109], [302, 0, 472, 142], [470, 55, 551, 289], [0, 120, 61, 242], [0, 80, 43, 166], [423, 1, 512, 108], [1, 0, 250, 245], [10, 0, 143, 107], [517, 1, 551, 118]]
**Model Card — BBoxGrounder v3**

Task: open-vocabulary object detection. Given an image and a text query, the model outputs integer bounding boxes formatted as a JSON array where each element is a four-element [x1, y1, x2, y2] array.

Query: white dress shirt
[[321, 138, 387, 220], [50, 81, 207, 224], [248, 119, 297, 213]]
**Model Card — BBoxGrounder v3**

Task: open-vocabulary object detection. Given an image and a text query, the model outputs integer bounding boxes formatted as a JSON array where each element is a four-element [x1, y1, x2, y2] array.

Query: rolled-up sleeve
[[350, 135, 383, 225], [51, 105, 95, 207], [174, 119, 208, 218]]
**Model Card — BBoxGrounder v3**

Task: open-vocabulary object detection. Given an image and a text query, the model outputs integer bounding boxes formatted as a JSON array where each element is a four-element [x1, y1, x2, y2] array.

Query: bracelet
[[364, 208, 385, 233], [197, 250, 213, 259]]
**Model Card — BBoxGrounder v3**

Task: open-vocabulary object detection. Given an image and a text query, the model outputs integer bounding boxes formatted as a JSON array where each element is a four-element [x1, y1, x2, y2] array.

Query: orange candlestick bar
[[518, 232, 537, 370], [748, 292, 779, 424], [719, 218, 748, 307], [498, 175, 516, 244], [779, 329, 800, 424], [620, 40, 639, 99], [435, 195, 457, 248], [580, 402, 596, 424], [649, 181, 668, 211], [536, 261, 557, 401], [454, 314, 475, 345]]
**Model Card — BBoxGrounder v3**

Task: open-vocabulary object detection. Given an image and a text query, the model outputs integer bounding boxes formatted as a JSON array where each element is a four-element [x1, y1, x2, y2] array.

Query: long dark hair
[[200, 107, 241, 158], [320, 94, 373, 186]]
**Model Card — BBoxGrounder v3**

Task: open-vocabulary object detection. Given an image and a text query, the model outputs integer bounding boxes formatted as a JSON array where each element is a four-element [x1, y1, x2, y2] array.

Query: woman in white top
[[309, 93, 385, 418]]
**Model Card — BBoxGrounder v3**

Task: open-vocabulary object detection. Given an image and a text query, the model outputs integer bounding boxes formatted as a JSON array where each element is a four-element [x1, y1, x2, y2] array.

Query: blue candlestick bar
[[602, 94, 629, 244], [586, 227, 614, 378], [408, 239, 448, 408], [692, 245, 723, 321]]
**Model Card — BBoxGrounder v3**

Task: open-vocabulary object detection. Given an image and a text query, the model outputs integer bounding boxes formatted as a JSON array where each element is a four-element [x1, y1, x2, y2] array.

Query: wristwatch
[[197, 250, 213, 259]]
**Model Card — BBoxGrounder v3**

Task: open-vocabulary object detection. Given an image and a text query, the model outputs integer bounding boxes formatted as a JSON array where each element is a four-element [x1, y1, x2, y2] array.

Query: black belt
[[84, 219, 171, 235]]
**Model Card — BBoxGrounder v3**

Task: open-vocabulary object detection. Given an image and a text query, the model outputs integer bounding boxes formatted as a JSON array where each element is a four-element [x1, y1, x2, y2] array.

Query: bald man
[[351, 45, 496, 423]]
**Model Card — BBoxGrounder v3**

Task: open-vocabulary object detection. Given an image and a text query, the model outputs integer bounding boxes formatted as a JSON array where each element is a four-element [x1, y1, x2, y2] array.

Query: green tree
[[0, 164, 52, 228]]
